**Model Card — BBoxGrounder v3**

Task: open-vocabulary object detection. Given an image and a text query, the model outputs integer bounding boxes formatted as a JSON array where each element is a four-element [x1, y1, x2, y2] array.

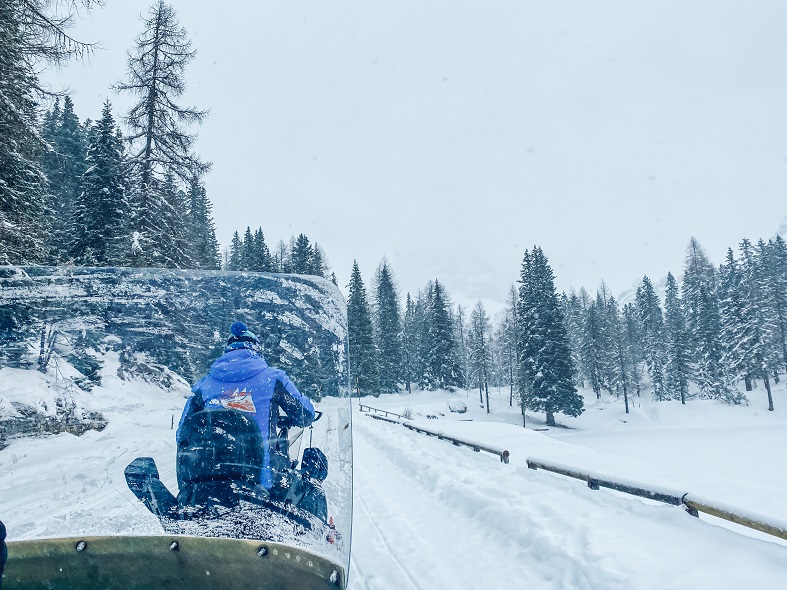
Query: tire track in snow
[[350, 413, 631, 590], [355, 491, 421, 590]]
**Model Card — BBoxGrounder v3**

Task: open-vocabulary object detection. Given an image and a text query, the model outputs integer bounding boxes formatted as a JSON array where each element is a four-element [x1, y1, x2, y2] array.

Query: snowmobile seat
[[176, 409, 265, 490]]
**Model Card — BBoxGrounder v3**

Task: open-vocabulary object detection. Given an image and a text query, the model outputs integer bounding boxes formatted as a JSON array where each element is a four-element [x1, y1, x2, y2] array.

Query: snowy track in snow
[[349, 410, 787, 590]]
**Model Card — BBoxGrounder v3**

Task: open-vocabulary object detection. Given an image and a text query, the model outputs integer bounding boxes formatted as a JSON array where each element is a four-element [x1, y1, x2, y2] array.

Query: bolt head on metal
[[75, 541, 87, 552], [169, 541, 179, 551], [257, 545, 269, 557]]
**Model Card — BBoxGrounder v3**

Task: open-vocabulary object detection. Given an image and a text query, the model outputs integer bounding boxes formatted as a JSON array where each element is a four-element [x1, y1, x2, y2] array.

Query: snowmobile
[[0, 267, 352, 589]]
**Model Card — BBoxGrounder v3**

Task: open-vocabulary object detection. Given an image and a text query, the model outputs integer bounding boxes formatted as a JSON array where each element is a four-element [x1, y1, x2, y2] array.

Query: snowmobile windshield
[[0, 267, 352, 588]]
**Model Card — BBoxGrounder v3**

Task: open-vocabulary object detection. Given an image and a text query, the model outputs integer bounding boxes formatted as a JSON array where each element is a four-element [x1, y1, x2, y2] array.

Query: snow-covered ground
[[4, 360, 787, 589], [348, 385, 787, 589]]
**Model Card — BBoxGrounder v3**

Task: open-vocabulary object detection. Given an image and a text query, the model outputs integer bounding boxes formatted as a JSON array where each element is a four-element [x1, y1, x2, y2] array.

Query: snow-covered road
[[349, 409, 787, 590]]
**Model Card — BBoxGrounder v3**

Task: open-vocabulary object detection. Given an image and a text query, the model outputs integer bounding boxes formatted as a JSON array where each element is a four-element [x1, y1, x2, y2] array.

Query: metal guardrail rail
[[358, 404, 410, 421], [526, 457, 787, 543], [366, 413, 510, 463]]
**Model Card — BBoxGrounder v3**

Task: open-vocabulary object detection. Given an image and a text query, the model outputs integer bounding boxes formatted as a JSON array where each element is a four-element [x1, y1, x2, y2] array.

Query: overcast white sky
[[46, 0, 787, 312]]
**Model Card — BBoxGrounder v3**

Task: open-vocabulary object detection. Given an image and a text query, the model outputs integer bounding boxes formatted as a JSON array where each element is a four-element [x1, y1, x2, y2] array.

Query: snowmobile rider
[[176, 321, 316, 490]]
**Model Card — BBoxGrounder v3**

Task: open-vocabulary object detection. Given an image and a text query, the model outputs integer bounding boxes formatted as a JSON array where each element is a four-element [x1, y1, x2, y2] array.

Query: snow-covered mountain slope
[[349, 388, 787, 589]]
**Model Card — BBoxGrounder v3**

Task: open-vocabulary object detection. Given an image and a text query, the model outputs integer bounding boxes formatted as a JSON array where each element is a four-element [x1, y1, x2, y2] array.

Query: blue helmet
[[225, 321, 263, 355]]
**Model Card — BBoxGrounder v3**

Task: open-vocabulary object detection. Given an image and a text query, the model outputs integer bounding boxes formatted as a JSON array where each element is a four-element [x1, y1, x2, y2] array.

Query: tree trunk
[[479, 383, 483, 405], [773, 370, 780, 385], [484, 379, 490, 415], [546, 410, 556, 427], [764, 373, 775, 411], [521, 398, 526, 428], [744, 375, 752, 391], [623, 382, 629, 414]]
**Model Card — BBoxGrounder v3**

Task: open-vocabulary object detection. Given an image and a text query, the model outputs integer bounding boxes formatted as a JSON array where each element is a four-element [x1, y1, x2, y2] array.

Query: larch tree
[[114, 0, 209, 267], [468, 300, 493, 413]]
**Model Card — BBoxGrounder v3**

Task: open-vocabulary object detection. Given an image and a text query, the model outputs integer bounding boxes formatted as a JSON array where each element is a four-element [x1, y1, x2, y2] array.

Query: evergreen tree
[[424, 280, 463, 390], [764, 236, 787, 374], [737, 239, 777, 409], [311, 243, 330, 278], [401, 293, 418, 393], [70, 100, 128, 265], [240, 226, 254, 271], [185, 176, 220, 269], [252, 227, 272, 272], [46, 95, 87, 262], [580, 299, 608, 399], [664, 272, 691, 404], [517, 247, 583, 426], [468, 301, 493, 412], [682, 238, 731, 400], [347, 261, 378, 395], [115, 0, 209, 266], [228, 231, 242, 271], [373, 260, 403, 394], [562, 291, 586, 389], [635, 275, 667, 400], [290, 233, 313, 274]]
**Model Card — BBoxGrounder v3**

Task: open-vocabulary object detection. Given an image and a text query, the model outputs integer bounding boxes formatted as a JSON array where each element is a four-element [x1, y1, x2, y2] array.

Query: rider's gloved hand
[[277, 415, 293, 429]]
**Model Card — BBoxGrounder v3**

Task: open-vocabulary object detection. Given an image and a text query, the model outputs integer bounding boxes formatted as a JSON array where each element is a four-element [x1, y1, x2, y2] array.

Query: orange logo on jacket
[[220, 388, 256, 413]]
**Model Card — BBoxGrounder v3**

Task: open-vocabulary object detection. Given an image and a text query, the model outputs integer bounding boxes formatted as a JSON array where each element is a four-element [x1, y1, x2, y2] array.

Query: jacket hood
[[209, 348, 268, 382]]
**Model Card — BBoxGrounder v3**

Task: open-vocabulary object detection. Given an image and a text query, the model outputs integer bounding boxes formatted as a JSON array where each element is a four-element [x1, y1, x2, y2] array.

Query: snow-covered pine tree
[[372, 260, 402, 394], [347, 261, 378, 396], [424, 280, 463, 390], [228, 231, 242, 271], [561, 291, 586, 390], [736, 239, 777, 410], [517, 247, 583, 426], [635, 275, 667, 400], [681, 238, 731, 401], [1, 1, 98, 264], [416, 285, 434, 389], [252, 227, 272, 272], [240, 227, 255, 271], [70, 101, 128, 265], [114, 0, 209, 267], [311, 243, 331, 278], [401, 293, 418, 393], [185, 176, 220, 269], [45, 95, 87, 263], [289, 234, 313, 275], [468, 301, 493, 413], [664, 272, 691, 404], [764, 236, 787, 374]]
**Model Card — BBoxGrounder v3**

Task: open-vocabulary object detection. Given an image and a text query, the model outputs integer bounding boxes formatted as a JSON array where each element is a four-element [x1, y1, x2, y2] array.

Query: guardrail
[[367, 413, 510, 463], [358, 404, 411, 420], [526, 457, 787, 543]]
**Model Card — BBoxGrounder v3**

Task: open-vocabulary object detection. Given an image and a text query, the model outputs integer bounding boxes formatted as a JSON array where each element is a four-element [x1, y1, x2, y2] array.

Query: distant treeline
[[346, 235, 787, 425]]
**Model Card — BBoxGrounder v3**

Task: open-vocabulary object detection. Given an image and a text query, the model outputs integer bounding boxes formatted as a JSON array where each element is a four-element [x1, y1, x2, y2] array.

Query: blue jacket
[[177, 349, 315, 488]]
